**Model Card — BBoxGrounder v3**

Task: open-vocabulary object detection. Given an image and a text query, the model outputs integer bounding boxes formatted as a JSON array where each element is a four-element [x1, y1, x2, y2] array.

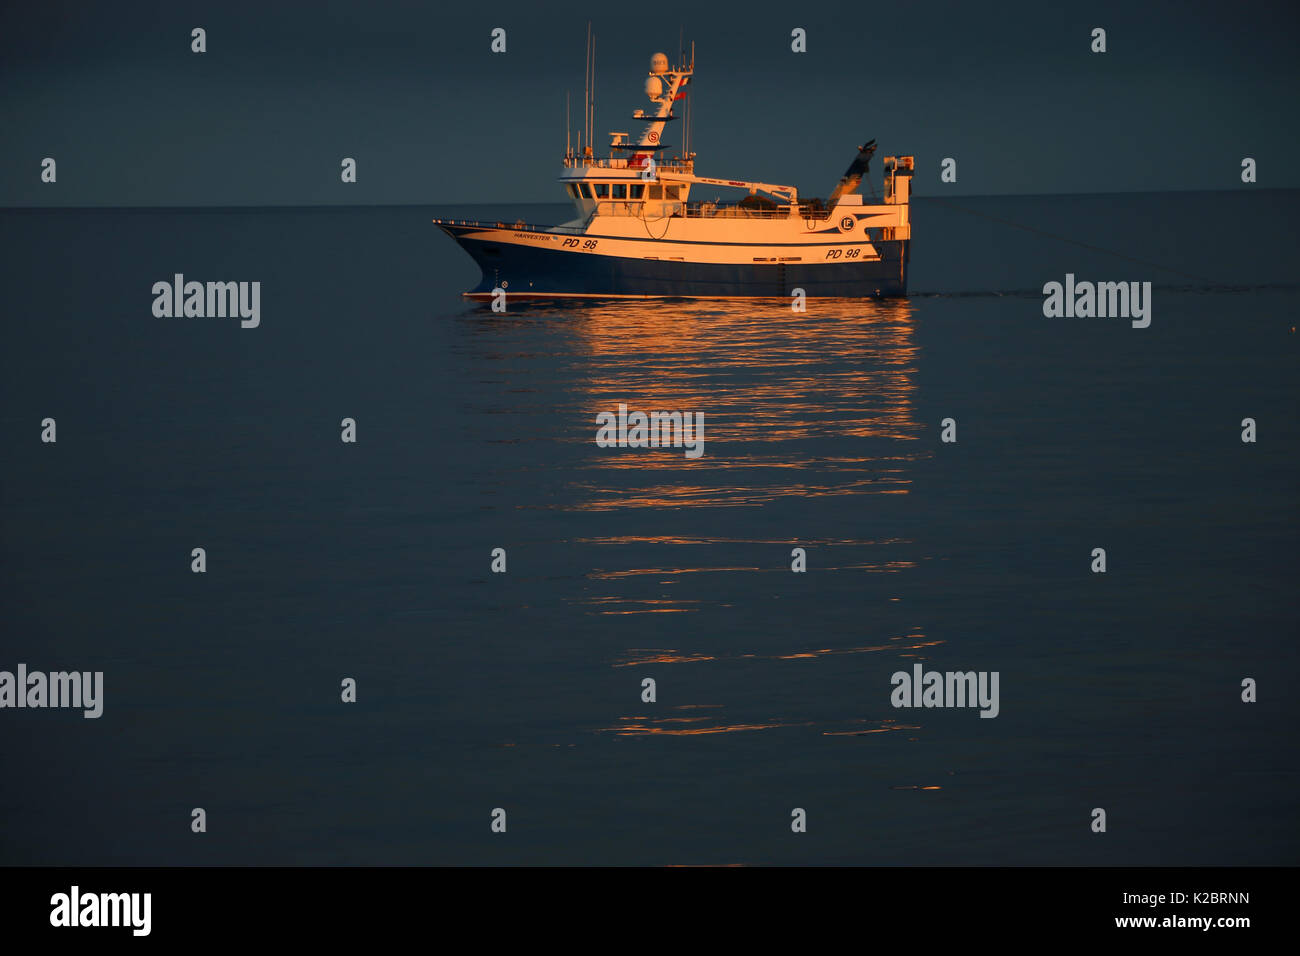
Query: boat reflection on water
[[527, 296, 942, 739], [567, 295, 925, 506]]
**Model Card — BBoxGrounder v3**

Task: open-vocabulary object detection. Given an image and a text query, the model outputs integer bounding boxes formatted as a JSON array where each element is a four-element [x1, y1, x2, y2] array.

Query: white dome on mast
[[650, 52, 669, 73]]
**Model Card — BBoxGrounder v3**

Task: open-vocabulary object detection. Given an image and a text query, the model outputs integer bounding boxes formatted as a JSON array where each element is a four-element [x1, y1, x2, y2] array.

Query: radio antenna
[[584, 23, 592, 154]]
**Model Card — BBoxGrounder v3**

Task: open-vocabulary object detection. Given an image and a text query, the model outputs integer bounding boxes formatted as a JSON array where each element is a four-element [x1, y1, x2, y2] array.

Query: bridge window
[[648, 185, 662, 199], [630, 184, 645, 199], [595, 183, 610, 199], [612, 183, 627, 199]]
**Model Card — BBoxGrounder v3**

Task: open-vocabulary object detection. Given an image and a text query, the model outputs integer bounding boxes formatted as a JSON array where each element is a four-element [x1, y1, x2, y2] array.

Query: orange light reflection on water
[[611, 632, 941, 667], [563, 297, 924, 511]]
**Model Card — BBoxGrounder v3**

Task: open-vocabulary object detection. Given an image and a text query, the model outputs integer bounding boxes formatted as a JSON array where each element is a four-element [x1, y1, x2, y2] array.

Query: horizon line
[[1, 185, 1293, 212]]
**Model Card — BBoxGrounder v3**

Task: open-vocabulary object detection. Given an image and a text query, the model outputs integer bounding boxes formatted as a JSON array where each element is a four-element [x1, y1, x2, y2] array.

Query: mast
[[584, 24, 592, 156], [588, 25, 592, 155], [686, 41, 694, 157], [627, 52, 691, 169]]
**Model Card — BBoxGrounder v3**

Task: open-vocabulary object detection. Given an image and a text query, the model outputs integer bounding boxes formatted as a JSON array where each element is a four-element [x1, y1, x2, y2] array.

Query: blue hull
[[439, 227, 910, 299]]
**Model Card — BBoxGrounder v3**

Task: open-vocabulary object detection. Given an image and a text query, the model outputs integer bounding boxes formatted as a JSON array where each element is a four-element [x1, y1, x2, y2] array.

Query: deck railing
[[433, 199, 836, 231], [561, 155, 695, 172], [681, 202, 792, 220], [432, 217, 579, 233]]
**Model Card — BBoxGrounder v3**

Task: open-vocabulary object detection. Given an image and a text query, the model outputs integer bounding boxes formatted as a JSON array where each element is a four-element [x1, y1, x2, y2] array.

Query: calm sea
[[1, 190, 1296, 864]]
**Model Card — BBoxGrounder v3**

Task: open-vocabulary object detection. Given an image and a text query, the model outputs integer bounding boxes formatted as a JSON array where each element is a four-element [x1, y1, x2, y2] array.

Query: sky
[[1, 0, 1296, 206]]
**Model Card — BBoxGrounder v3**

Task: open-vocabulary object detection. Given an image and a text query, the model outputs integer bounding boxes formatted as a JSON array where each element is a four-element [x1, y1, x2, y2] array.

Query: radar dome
[[644, 76, 663, 100], [650, 53, 669, 74]]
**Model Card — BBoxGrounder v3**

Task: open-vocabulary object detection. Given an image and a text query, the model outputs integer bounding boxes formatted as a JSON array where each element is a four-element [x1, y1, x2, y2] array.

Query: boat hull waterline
[[436, 222, 911, 300]]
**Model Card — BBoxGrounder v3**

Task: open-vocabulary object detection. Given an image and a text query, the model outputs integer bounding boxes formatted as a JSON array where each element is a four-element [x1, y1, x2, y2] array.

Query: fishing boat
[[434, 46, 913, 301]]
